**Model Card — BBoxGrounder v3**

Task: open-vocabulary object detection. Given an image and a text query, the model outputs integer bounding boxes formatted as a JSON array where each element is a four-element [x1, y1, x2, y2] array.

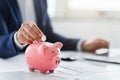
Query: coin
[[41, 35, 46, 41]]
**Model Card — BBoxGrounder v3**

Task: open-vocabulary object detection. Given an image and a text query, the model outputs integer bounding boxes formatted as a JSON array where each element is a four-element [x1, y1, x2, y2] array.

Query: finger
[[23, 23, 39, 40], [107, 42, 110, 48], [97, 39, 110, 48], [103, 41, 110, 48], [99, 40, 109, 47], [21, 29, 34, 41], [21, 34, 33, 44], [28, 22, 43, 37]]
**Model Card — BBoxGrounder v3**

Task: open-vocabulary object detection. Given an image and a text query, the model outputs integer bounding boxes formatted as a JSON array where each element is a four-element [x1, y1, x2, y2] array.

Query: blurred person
[[0, 0, 109, 58]]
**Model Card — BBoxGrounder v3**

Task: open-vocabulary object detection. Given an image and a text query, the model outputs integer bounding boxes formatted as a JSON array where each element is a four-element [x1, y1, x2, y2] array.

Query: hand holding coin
[[17, 21, 47, 44]]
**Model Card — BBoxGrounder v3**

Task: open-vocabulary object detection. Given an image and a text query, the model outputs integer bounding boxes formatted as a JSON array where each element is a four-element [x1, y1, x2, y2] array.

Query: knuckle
[[28, 28, 33, 32], [26, 34, 30, 39], [21, 24, 27, 30], [28, 22, 35, 27], [31, 23, 38, 28], [21, 23, 26, 27], [30, 21, 36, 25], [31, 25, 35, 28], [19, 27, 24, 32]]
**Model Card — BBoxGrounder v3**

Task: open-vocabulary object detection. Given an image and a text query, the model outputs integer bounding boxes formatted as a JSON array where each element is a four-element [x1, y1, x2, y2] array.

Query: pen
[[61, 57, 77, 61]]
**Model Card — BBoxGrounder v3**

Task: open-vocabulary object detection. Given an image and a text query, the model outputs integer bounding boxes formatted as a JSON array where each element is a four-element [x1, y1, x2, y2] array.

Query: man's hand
[[16, 21, 43, 44], [82, 38, 110, 52]]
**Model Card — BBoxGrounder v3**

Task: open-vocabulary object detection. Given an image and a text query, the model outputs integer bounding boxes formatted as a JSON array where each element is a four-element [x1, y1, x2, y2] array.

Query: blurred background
[[47, 0, 120, 48]]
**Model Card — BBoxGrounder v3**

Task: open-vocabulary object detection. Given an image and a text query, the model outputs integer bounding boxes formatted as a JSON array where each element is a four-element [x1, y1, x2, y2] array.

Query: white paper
[[0, 53, 109, 80]]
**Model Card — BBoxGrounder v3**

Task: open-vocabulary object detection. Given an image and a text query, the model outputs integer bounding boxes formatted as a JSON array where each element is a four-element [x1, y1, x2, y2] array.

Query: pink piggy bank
[[25, 42, 63, 74]]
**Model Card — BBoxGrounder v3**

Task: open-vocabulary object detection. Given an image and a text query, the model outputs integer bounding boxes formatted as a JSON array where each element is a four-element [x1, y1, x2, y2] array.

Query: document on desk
[[48, 61, 109, 80], [0, 54, 109, 80]]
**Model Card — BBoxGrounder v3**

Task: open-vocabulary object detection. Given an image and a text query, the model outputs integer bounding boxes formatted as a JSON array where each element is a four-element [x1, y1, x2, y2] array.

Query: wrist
[[14, 32, 27, 50], [81, 40, 87, 51], [16, 32, 23, 45]]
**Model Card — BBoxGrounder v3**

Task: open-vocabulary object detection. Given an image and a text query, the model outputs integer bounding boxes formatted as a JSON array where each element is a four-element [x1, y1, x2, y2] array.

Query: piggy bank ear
[[54, 42, 63, 49]]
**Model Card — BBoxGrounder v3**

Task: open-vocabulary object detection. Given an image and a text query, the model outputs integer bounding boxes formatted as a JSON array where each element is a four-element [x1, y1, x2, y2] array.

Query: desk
[[62, 51, 120, 68], [0, 51, 120, 80], [0, 71, 120, 80], [0, 71, 67, 80]]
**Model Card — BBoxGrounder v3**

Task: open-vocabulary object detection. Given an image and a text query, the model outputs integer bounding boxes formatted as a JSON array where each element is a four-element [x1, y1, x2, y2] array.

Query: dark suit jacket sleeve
[[0, 13, 23, 58], [45, 15, 80, 51]]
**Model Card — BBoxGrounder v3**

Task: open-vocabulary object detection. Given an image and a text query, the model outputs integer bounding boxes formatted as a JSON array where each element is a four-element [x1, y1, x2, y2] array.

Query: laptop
[[84, 48, 120, 64]]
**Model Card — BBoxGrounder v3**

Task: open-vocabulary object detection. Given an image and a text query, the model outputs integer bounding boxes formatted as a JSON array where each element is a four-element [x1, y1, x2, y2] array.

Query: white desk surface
[[0, 51, 120, 80]]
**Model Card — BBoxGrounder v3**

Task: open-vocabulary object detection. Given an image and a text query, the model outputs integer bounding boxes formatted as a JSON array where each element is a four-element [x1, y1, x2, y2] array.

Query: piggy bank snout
[[55, 58, 60, 65], [53, 57, 61, 66]]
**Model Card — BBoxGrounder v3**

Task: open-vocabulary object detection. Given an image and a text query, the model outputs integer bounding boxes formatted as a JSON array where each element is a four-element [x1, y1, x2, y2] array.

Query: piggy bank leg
[[39, 70, 47, 74], [49, 70, 54, 73], [29, 67, 35, 72]]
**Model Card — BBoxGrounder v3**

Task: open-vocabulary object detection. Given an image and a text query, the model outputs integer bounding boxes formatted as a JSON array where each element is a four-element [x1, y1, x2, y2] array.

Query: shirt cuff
[[14, 32, 28, 50], [77, 39, 85, 51]]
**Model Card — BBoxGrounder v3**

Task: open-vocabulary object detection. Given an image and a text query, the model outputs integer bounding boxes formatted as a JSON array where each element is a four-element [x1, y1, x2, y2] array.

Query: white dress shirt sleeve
[[77, 39, 85, 51], [14, 32, 28, 50]]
